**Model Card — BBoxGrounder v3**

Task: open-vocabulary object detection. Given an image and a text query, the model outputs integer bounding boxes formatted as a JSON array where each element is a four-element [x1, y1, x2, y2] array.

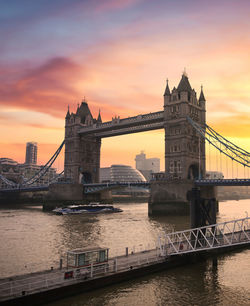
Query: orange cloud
[[1, 9, 250, 172], [209, 114, 250, 139]]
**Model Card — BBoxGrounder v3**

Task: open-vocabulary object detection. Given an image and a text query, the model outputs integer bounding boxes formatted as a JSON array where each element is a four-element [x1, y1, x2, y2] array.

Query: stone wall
[[148, 179, 194, 215], [47, 183, 83, 201]]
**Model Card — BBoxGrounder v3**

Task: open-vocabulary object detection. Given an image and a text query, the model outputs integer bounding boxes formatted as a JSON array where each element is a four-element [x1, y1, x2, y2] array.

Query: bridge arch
[[80, 171, 93, 184], [187, 163, 200, 179]]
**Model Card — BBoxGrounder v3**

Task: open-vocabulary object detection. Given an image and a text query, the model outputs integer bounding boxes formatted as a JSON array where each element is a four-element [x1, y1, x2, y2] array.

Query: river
[[0, 200, 249, 305]]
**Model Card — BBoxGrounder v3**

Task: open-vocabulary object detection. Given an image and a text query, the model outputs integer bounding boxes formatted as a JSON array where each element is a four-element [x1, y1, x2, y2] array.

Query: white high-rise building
[[135, 151, 160, 181]]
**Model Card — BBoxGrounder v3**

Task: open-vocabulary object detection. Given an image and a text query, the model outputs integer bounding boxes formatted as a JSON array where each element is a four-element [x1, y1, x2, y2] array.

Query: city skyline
[[1, 0, 250, 175]]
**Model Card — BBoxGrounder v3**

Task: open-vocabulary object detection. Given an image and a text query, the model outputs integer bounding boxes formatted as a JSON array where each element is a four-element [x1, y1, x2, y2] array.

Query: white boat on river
[[52, 203, 123, 215]]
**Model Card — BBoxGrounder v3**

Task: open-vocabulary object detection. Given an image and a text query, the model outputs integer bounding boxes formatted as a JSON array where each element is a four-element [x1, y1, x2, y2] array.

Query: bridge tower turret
[[164, 72, 206, 180], [64, 101, 101, 184]]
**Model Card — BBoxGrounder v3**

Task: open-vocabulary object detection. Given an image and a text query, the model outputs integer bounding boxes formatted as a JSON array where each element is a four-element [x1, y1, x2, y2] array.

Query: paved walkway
[[0, 248, 163, 302]]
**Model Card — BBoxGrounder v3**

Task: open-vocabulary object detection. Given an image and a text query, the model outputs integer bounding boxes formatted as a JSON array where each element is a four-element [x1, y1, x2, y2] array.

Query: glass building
[[100, 164, 146, 183]]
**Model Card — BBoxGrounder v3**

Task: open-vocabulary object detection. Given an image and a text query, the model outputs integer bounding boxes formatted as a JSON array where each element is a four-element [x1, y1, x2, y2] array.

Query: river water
[[0, 200, 249, 305]]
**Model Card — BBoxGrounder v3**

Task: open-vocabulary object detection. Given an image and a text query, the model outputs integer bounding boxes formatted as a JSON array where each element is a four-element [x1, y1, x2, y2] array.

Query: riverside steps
[[1, 217, 250, 306]]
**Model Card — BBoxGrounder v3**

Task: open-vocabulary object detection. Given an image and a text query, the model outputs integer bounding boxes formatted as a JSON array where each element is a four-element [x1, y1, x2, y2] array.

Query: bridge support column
[[188, 187, 217, 228], [149, 179, 194, 215], [83, 189, 113, 203]]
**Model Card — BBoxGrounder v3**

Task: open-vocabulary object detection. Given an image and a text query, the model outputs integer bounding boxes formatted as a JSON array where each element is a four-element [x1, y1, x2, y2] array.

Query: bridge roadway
[[2, 178, 250, 194], [83, 181, 150, 193], [0, 217, 249, 304], [195, 178, 250, 186], [83, 179, 250, 193], [0, 186, 49, 193]]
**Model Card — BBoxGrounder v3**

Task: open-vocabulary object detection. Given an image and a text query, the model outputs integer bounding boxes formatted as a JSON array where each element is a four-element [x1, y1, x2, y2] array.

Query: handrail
[[1, 217, 249, 300]]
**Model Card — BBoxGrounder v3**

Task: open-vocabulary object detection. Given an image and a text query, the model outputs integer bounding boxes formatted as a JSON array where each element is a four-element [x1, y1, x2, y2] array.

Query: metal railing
[[157, 217, 250, 256], [195, 178, 250, 186], [1, 217, 249, 301], [0, 251, 163, 300], [83, 181, 150, 193]]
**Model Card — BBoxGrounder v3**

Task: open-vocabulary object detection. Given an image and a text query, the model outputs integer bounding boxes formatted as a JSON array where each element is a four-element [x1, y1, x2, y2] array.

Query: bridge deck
[[195, 178, 250, 186], [83, 181, 150, 193], [2, 178, 250, 193]]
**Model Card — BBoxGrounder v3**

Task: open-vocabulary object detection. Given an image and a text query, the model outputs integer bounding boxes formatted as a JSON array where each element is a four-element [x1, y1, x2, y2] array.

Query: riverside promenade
[[1, 217, 250, 306]]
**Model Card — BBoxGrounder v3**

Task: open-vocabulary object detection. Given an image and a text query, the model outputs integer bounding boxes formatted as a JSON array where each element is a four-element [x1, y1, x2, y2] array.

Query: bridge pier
[[188, 187, 217, 228], [44, 183, 113, 210], [47, 183, 84, 201], [82, 189, 113, 203], [149, 180, 217, 222], [148, 179, 194, 215]]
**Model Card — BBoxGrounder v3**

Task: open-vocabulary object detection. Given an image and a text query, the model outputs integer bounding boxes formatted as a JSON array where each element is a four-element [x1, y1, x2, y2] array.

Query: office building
[[25, 142, 37, 165], [135, 151, 160, 181], [100, 165, 146, 183]]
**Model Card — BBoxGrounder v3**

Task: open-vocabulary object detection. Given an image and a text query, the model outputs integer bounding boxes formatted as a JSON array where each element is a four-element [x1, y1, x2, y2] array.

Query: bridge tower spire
[[97, 109, 102, 123], [164, 72, 206, 179], [64, 101, 101, 184]]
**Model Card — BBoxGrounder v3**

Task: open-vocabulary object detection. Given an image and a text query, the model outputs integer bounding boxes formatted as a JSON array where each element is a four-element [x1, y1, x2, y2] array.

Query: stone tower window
[[177, 161, 181, 173], [170, 161, 174, 173]]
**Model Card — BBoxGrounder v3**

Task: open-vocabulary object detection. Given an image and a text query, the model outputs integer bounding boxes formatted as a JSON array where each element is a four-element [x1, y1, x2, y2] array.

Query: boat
[[52, 203, 123, 215]]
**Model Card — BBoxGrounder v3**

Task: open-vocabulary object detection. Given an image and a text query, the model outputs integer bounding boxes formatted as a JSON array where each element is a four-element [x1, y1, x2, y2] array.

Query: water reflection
[[48, 254, 250, 306], [0, 200, 249, 305]]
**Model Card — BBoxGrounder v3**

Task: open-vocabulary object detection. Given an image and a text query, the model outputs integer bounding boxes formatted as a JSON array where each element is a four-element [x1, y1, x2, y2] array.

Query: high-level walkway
[[78, 111, 164, 137], [0, 217, 249, 305]]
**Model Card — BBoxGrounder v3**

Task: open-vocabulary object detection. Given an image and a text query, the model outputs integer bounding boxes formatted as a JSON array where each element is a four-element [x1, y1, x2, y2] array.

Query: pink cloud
[[94, 0, 141, 13], [0, 57, 83, 117]]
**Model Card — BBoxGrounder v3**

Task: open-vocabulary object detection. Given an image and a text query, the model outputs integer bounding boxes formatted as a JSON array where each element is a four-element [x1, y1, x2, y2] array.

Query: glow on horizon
[[1, 0, 250, 176]]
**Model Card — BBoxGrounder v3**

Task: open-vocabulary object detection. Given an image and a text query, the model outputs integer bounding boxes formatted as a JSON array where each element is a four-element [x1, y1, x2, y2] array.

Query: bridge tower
[[64, 101, 101, 184], [164, 71, 206, 179]]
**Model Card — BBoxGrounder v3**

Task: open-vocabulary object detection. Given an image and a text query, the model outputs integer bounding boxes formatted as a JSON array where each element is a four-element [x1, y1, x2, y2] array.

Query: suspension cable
[[226, 155, 228, 178], [187, 117, 250, 168], [24, 140, 65, 185]]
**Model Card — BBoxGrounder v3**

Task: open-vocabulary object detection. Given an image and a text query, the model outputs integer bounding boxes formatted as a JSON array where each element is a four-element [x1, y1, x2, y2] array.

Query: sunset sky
[[1, 0, 250, 177]]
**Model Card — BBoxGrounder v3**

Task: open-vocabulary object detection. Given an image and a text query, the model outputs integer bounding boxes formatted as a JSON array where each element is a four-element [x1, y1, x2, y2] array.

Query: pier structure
[[0, 216, 249, 305]]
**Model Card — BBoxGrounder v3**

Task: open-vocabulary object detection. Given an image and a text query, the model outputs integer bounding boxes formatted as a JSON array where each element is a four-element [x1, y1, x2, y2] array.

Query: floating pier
[[1, 217, 250, 306]]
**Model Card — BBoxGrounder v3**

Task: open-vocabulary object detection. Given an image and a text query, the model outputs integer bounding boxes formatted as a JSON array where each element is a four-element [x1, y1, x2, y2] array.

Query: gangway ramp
[[158, 216, 250, 256]]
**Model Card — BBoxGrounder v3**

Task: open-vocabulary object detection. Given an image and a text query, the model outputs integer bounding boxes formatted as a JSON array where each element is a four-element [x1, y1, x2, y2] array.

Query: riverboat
[[52, 203, 123, 215]]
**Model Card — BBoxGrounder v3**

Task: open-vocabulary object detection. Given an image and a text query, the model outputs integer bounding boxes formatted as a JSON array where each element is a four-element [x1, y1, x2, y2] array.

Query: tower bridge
[[1, 72, 250, 224], [61, 72, 208, 217], [64, 72, 206, 186]]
